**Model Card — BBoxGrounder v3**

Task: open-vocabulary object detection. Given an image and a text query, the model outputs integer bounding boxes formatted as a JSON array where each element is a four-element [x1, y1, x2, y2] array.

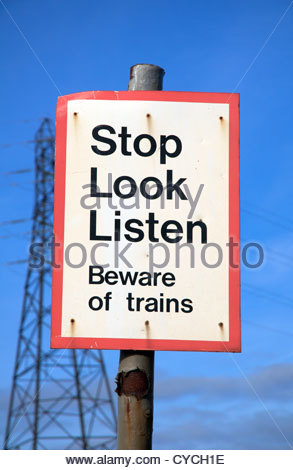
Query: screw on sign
[[51, 64, 240, 450]]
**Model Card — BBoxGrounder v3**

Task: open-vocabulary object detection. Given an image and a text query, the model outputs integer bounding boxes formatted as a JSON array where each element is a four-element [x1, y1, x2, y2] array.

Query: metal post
[[115, 64, 165, 450], [128, 63, 164, 91]]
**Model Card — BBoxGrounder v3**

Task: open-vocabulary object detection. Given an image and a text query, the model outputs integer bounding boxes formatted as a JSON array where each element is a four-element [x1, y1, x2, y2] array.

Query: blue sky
[[1, 0, 293, 450]]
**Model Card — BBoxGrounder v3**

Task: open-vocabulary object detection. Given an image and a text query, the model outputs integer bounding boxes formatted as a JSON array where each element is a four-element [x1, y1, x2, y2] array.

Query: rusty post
[[115, 64, 165, 450]]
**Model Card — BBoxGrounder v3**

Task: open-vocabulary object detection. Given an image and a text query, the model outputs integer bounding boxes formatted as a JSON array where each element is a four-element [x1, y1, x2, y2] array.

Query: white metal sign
[[51, 91, 240, 351]]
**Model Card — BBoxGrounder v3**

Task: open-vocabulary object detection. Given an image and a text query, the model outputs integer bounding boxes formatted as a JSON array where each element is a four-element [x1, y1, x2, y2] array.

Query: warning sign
[[51, 91, 240, 351]]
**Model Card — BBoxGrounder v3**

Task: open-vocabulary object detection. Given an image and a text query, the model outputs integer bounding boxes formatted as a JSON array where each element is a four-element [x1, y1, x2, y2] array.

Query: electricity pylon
[[4, 118, 117, 450]]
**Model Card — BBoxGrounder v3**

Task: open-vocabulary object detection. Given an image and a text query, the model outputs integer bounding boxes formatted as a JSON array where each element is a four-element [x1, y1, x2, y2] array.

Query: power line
[[243, 282, 293, 308], [0, 218, 31, 226], [242, 208, 293, 232], [2, 168, 33, 176], [243, 319, 293, 338]]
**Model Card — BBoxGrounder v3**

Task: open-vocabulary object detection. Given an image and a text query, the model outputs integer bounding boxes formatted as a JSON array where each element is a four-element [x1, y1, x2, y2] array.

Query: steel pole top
[[128, 64, 165, 91]]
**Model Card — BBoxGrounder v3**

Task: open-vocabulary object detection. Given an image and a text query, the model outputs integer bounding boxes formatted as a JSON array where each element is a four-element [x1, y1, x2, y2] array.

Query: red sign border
[[51, 90, 240, 352]]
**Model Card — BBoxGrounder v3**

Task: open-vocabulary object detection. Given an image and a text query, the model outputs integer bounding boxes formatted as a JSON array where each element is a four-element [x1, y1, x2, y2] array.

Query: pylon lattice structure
[[4, 118, 117, 450]]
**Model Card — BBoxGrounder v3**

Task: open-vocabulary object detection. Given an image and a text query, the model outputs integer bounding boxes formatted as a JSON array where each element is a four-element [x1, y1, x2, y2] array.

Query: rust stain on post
[[116, 354, 154, 449], [126, 398, 131, 443], [115, 368, 149, 400], [116, 365, 152, 449]]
